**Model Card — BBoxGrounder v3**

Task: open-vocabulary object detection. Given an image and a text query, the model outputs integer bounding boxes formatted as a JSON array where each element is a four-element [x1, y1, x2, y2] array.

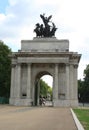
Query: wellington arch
[[9, 14, 81, 107], [9, 37, 81, 107]]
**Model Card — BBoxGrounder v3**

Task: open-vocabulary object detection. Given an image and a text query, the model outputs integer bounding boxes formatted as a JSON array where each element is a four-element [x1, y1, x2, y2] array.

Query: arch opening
[[34, 71, 53, 106]]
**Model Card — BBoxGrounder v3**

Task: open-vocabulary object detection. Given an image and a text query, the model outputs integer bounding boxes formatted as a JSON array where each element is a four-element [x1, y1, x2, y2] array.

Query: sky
[[0, 0, 89, 87]]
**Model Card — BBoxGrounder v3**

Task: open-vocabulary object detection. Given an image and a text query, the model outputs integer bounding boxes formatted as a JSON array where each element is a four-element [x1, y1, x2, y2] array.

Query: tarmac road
[[0, 105, 77, 130]]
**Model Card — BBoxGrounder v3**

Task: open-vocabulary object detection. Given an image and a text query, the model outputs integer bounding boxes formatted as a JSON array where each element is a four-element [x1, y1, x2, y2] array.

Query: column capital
[[17, 63, 21, 66], [66, 63, 70, 66], [74, 64, 78, 68], [28, 63, 32, 66], [21, 63, 27, 66], [55, 63, 59, 66], [11, 64, 16, 68]]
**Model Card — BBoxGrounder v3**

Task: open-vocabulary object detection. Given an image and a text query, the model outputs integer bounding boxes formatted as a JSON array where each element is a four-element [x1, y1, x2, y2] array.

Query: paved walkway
[[0, 105, 77, 130]]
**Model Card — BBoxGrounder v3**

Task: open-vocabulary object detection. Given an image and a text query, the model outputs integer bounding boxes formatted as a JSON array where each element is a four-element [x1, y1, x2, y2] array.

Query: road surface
[[0, 105, 77, 130]]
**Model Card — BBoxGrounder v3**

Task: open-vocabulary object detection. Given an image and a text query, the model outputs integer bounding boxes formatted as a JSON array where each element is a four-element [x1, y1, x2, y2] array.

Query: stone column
[[69, 64, 74, 99], [27, 63, 31, 99], [53, 64, 59, 100], [66, 64, 70, 99], [73, 64, 78, 99], [37, 80, 40, 105], [16, 63, 21, 98], [10, 64, 16, 98]]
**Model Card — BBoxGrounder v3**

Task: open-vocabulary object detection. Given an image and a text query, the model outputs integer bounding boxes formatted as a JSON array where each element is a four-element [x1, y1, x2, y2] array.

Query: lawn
[[73, 108, 89, 130]]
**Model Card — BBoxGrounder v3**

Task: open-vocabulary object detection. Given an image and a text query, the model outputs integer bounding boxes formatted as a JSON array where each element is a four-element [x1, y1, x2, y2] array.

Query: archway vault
[[33, 70, 53, 106], [36, 71, 52, 79]]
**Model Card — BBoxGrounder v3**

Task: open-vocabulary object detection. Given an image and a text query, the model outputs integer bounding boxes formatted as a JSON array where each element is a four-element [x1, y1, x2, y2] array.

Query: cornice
[[11, 51, 81, 61]]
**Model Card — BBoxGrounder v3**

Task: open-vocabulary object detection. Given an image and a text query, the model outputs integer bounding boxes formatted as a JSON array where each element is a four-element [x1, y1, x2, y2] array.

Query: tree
[[78, 64, 89, 103], [0, 41, 11, 98], [83, 65, 89, 102], [78, 79, 84, 102], [39, 79, 52, 98]]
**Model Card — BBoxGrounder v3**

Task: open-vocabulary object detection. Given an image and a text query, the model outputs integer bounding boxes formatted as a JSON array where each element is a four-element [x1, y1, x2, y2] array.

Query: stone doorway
[[34, 72, 53, 106]]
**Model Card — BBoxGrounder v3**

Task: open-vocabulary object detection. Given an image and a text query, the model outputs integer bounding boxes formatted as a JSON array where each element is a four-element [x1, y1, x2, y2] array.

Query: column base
[[53, 99, 78, 107], [9, 98, 33, 106]]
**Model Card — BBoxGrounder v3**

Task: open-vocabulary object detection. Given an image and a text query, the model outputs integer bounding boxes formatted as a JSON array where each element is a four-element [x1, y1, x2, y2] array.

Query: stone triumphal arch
[[9, 37, 81, 107]]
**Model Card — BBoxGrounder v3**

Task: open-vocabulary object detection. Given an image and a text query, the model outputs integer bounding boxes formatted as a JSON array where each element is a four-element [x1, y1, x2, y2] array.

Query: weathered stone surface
[[9, 38, 81, 107], [21, 37, 69, 52]]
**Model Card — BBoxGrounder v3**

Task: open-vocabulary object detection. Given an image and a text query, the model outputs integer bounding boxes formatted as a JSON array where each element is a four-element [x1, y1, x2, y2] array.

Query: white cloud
[[0, 14, 6, 22], [0, 0, 89, 79]]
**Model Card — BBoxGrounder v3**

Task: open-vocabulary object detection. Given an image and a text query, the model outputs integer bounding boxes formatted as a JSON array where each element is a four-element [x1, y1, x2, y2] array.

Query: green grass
[[73, 108, 89, 130]]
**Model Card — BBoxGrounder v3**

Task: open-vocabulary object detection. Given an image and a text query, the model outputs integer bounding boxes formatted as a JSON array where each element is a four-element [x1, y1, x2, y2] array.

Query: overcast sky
[[0, 0, 89, 86]]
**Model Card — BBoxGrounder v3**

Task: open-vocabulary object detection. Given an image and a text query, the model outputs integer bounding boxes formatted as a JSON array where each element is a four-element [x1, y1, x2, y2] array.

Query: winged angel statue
[[34, 14, 57, 37]]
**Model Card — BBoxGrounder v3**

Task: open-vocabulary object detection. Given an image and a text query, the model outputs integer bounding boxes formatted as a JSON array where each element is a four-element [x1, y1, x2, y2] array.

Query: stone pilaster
[[69, 64, 74, 99], [66, 64, 70, 99], [16, 63, 21, 98], [73, 64, 78, 99], [10, 64, 16, 98], [27, 63, 31, 99], [53, 63, 59, 100]]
